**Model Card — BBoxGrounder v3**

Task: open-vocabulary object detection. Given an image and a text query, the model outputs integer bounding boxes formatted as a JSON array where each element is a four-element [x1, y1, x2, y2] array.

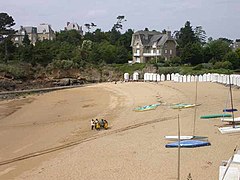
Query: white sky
[[1, 0, 240, 40]]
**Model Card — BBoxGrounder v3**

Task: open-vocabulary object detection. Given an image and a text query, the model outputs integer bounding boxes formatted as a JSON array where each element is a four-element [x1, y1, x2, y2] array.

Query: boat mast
[[177, 114, 181, 180], [192, 77, 198, 136], [228, 74, 235, 128]]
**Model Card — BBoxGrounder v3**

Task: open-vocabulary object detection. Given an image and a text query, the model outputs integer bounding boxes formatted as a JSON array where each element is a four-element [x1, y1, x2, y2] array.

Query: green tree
[[194, 26, 206, 45], [223, 51, 240, 69], [98, 41, 117, 64], [181, 43, 203, 65], [22, 33, 31, 46], [32, 40, 55, 66], [117, 29, 134, 52], [202, 46, 212, 63], [0, 12, 15, 62], [56, 30, 82, 45], [235, 48, 240, 59], [208, 39, 231, 62], [113, 15, 127, 30], [177, 21, 197, 47], [109, 28, 121, 45], [218, 37, 233, 45]]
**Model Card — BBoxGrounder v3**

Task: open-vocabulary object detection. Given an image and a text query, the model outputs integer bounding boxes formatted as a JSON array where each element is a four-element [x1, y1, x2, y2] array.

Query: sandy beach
[[0, 81, 240, 180]]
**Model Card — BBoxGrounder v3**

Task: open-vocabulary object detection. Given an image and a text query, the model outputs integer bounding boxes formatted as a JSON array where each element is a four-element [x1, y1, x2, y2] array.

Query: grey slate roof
[[23, 26, 37, 34], [66, 23, 81, 31], [133, 30, 176, 47], [37, 23, 53, 33]]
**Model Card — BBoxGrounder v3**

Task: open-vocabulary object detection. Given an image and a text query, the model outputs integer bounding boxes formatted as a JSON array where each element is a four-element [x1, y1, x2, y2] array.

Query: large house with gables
[[37, 23, 55, 41], [65, 22, 83, 36], [13, 23, 55, 46], [13, 26, 38, 46], [131, 30, 177, 63]]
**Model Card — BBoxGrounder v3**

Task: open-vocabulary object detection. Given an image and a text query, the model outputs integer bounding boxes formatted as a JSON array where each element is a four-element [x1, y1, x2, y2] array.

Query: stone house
[[131, 30, 177, 63], [37, 23, 56, 41], [13, 26, 37, 46], [232, 39, 240, 51], [65, 22, 83, 36]]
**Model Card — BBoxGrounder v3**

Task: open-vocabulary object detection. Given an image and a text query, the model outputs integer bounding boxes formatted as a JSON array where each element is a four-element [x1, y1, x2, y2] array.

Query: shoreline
[[0, 82, 240, 179]]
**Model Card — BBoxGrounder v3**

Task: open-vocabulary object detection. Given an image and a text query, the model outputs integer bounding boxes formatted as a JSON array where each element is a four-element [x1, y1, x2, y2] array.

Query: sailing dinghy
[[166, 140, 210, 148], [165, 79, 209, 146], [221, 117, 240, 123], [165, 135, 207, 141], [218, 74, 240, 134]]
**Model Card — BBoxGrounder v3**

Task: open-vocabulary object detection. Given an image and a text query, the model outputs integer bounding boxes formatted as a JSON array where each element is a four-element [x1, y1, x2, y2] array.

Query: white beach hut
[[161, 74, 165, 81], [153, 73, 157, 82], [187, 75, 191, 82], [207, 73, 211, 82], [144, 73, 148, 81], [157, 74, 161, 82], [233, 75, 237, 86], [223, 75, 227, 84], [237, 77, 240, 87], [133, 72, 139, 81], [124, 73, 129, 82], [166, 74, 171, 81], [191, 75, 195, 82], [202, 74, 207, 82], [171, 73, 175, 81]]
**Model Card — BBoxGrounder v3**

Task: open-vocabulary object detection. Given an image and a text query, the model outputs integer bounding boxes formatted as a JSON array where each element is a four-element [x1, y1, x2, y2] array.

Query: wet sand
[[0, 82, 240, 180]]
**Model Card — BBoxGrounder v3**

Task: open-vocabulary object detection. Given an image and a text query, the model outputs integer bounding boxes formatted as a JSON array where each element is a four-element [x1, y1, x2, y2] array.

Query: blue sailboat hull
[[165, 140, 211, 148]]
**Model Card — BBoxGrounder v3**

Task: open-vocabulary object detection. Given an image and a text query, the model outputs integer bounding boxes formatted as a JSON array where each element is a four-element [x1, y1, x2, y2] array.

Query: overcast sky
[[1, 0, 239, 40]]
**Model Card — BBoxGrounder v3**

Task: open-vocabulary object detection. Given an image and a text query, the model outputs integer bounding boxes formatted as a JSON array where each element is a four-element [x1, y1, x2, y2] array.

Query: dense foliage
[[0, 13, 240, 77], [0, 13, 133, 67]]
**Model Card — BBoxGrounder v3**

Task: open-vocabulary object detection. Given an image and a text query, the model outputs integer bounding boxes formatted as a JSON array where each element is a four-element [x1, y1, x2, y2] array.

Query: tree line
[[0, 12, 240, 71], [0, 13, 132, 68], [171, 21, 240, 70]]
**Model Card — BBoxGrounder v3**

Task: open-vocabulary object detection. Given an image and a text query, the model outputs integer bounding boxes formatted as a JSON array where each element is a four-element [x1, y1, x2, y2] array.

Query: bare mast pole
[[228, 74, 235, 128], [193, 76, 198, 136], [178, 114, 181, 180]]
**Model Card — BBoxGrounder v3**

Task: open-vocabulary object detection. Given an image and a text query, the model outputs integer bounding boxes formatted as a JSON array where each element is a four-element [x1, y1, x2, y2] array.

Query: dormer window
[[152, 43, 157, 48], [43, 29, 46, 34]]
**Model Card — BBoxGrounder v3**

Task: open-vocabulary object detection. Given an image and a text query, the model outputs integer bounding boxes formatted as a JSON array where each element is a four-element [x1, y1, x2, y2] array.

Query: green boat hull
[[200, 114, 232, 119]]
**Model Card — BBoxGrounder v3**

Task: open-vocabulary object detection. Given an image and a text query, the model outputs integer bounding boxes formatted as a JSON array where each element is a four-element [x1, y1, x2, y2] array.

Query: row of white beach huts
[[124, 72, 240, 86]]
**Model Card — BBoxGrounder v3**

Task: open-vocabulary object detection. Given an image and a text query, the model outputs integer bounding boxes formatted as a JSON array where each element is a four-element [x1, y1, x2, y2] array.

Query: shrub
[[157, 67, 180, 74], [52, 60, 79, 70], [0, 64, 28, 79], [213, 61, 232, 69]]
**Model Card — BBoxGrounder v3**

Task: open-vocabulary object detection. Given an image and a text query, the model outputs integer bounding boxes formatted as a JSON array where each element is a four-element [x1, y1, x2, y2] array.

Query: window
[[170, 50, 172, 55], [165, 50, 168, 54]]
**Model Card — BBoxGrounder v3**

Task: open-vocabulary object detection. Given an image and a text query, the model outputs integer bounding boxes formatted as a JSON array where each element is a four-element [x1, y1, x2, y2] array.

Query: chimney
[[167, 31, 171, 37]]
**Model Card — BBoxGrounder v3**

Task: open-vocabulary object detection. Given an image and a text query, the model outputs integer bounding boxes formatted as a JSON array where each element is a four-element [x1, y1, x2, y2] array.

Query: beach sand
[[0, 82, 240, 180]]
